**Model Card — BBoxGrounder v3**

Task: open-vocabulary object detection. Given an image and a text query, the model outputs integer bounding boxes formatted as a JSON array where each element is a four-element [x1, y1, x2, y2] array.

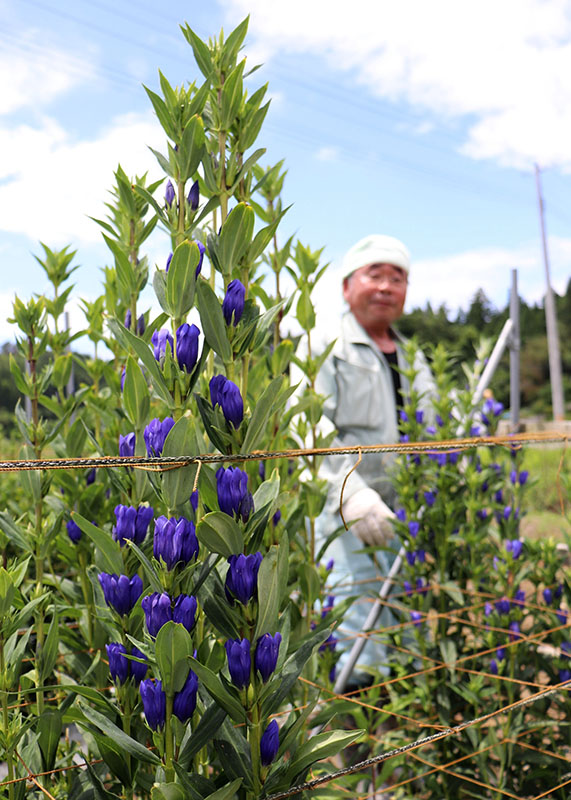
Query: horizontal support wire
[[0, 431, 567, 473]]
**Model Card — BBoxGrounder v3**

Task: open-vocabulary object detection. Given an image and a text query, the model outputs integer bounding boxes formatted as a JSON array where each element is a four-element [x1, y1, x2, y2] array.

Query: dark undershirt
[[382, 350, 403, 413]]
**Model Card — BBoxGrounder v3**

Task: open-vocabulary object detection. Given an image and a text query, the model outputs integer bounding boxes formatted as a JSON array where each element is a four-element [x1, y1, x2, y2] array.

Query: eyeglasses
[[353, 266, 408, 287]]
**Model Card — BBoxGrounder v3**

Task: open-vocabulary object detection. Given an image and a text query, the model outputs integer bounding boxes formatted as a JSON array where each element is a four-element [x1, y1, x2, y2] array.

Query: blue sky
[[1, 0, 571, 345]]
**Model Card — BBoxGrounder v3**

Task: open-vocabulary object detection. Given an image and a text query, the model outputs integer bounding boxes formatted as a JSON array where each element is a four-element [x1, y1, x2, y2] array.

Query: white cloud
[[0, 112, 166, 244], [223, 0, 571, 170], [315, 146, 339, 162], [0, 32, 96, 115]]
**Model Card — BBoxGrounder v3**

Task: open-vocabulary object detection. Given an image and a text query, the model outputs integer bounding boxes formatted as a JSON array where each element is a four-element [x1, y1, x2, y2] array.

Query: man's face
[[343, 262, 408, 331]]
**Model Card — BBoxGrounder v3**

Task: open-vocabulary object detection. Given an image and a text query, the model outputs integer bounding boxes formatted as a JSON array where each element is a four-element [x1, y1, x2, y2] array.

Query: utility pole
[[534, 164, 565, 421]]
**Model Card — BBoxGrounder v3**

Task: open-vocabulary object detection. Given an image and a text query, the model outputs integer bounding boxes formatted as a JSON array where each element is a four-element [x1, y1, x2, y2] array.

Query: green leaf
[[178, 703, 227, 768], [123, 540, 163, 594], [72, 513, 123, 575], [144, 86, 177, 141], [440, 581, 464, 606], [108, 318, 172, 407], [166, 240, 201, 320], [254, 546, 279, 640], [204, 778, 243, 800], [218, 202, 255, 274], [78, 702, 161, 765], [296, 285, 315, 331], [196, 280, 232, 362], [220, 61, 245, 129], [0, 513, 31, 554], [9, 353, 29, 394], [181, 25, 214, 79], [155, 622, 193, 694], [212, 718, 253, 789], [222, 16, 249, 67], [153, 268, 170, 316], [188, 657, 246, 723], [197, 512, 243, 558], [161, 415, 200, 510], [40, 612, 60, 682], [123, 356, 150, 429], [285, 730, 362, 783], [37, 710, 62, 772], [241, 376, 283, 453], [180, 115, 205, 181], [103, 235, 136, 301], [92, 731, 132, 788], [0, 567, 15, 616], [151, 784, 186, 800]]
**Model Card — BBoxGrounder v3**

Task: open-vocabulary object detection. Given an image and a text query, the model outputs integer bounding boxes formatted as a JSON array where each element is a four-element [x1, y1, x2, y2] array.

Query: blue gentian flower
[[153, 515, 199, 570], [225, 638, 251, 689], [254, 632, 282, 682], [106, 643, 129, 685], [490, 659, 498, 675], [399, 410, 408, 422], [151, 328, 173, 361], [141, 592, 172, 637], [190, 490, 199, 512], [423, 491, 436, 507], [166, 252, 173, 272], [404, 580, 413, 596], [216, 467, 254, 522], [66, 519, 82, 544], [119, 432, 136, 457], [86, 468, 96, 485], [173, 594, 198, 632], [260, 720, 279, 766], [130, 646, 148, 684], [113, 504, 154, 547], [144, 417, 175, 457], [495, 597, 510, 615], [396, 508, 406, 522], [543, 588, 553, 605], [176, 323, 200, 373], [187, 180, 199, 210], [222, 279, 246, 326], [408, 521, 420, 538], [225, 552, 262, 606], [411, 611, 423, 628], [173, 668, 198, 723], [98, 573, 143, 616], [415, 410, 424, 424], [406, 551, 416, 566], [165, 180, 175, 207], [140, 679, 166, 730]]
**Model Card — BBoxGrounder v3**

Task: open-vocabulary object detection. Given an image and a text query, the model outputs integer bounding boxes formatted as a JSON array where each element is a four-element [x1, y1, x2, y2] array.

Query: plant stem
[[0, 636, 15, 800], [164, 694, 175, 783]]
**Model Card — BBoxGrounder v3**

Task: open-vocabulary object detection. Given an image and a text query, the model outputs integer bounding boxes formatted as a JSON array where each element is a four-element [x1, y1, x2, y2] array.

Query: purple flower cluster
[[141, 592, 197, 637], [225, 552, 262, 606], [106, 643, 147, 685], [222, 279, 246, 327], [153, 516, 199, 570], [98, 573, 143, 616], [119, 432, 136, 457], [216, 467, 254, 522], [144, 417, 174, 457], [112, 504, 154, 546]]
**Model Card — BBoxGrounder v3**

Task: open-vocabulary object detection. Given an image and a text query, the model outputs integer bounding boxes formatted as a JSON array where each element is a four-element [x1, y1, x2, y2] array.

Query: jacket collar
[[342, 311, 403, 348]]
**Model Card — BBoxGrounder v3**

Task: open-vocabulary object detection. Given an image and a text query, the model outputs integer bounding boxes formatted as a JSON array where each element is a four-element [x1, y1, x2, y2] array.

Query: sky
[[1, 0, 571, 347]]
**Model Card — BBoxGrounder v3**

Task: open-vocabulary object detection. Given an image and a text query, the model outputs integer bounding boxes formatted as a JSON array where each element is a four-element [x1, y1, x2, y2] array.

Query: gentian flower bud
[[187, 180, 199, 210], [510, 469, 517, 485], [260, 720, 279, 766], [173, 668, 198, 723], [503, 506, 512, 520], [423, 491, 436, 507], [209, 374, 227, 407], [497, 648, 506, 661], [319, 633, 338, 652], [559, 669, 571, 683], [494, 490, 503, 504], [140, 679, 166, 730], [555, 584, 564, 600], [98, 573, 143, 616], [416, 578, 427, 594], [519, 470, 529, 485], [477, 509, 488, 521], [514, 589, 526, 604], [506, 539, 523, 560], [255, 632, 282, 682], [113, 504, 154, 547], [106, 642, 129, 685], [258, 461, 266, 480], [119, 432, 136, 458], [495, 597, 510, 616], [399, 409, 408, 422], [272, 509, 281, 526], [142, 592, 172, 637], [120, 367, 126, 392], [166, 252, 173, 272], [436, 415, 444, 427], [471, 424, 481, 436], [556, 608, 568, 625], [190, 490, 198, 512], [86, 468, 96, 485], [426, 425, 437, 435], [415, 410, 424, 424], [406, 551, 416, 566], [153, 516, 199, 570], [151, 328, 173, 361], [192, 240, 205, 277], [222, 279, 246, 326], [173, 594, 198, 632], [176, 323, 200, 373], [326, 558, 335, 571], [66, 519, 82, 544], [209, 374, 244, 429], [490, 659, 498, 675], [408, 521, 420, 538], [543, 588, 553, 605], [165, 180, 175, 207], [125, 309, 132, 330], [417, 549, 426, 563], [216, 467, 254, 522], [396, 508, 406, 522], [225, 552, 262, 606], [225, 638, 251, 689], [404, 580, 413, 596], [411, 611, 423, 627], [144, 417, 175, 457]]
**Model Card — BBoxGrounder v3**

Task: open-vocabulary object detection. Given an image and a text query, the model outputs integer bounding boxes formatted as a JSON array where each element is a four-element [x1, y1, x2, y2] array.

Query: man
[[313, 234, 434, 680]]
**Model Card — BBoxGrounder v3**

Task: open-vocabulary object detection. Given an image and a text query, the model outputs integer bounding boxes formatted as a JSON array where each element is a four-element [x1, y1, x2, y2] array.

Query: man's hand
[[342, 487, 395, 548]]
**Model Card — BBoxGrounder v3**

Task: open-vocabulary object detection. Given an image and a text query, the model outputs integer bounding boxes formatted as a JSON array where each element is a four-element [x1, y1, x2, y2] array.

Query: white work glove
[[342, 487, 395, 548]]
